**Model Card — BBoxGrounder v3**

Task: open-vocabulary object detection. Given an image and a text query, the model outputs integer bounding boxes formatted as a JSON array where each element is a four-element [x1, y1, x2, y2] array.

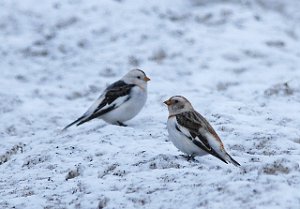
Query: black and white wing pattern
[[175, 111, 230, 164], [63, 80, 135, 130]]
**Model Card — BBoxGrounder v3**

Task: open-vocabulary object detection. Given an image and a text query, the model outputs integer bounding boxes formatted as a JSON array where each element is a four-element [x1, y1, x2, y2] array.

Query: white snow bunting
[[63, 69, 150, 130], [164, 95, 240, 166]]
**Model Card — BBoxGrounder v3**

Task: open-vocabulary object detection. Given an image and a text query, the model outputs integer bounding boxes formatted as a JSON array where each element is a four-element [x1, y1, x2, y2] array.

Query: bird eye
[[174, 100, 179, 103], [137, 76, 141, 79]]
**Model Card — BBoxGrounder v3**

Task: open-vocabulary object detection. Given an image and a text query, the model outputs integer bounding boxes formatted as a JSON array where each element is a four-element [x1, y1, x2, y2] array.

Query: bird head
[[123, 69, 150, 89], [164, 95, 193, 115]]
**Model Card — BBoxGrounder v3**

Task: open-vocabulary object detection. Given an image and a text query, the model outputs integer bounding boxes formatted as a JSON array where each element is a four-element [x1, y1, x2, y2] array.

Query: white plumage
[[63, 69, 150, 130], [101, 85, 147, 124], [167, 116, 207, 156]]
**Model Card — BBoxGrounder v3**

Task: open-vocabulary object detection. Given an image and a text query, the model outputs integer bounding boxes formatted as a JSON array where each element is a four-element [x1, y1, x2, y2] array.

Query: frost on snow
[[1, 0, 300, 208]]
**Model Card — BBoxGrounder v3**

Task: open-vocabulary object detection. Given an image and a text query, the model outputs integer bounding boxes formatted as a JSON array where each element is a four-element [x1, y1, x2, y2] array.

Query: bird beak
[[144, 76, 151, 82], [163, 99, 172, 106]]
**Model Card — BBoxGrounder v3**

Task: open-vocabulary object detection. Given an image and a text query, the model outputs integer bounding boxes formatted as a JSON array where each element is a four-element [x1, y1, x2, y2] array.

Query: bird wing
[[92, 81, 134, 112], [175, 111, 228, 164], [78, 81, 135, 124], [63, 80, 135, 130]]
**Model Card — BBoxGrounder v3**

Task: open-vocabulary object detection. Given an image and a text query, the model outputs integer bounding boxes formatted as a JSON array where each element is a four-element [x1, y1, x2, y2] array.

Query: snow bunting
[[164, 95, 240, 166], [63, 69, 150, 130]]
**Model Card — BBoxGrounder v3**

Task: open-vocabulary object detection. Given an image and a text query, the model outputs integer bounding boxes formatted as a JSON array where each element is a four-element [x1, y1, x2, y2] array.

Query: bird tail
[[226, 153, 241, 167], [62, 116, 85, 131]]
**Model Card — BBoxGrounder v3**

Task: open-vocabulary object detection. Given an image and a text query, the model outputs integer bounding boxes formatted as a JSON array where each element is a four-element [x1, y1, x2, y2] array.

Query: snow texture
[[1, 0, 300, 208]]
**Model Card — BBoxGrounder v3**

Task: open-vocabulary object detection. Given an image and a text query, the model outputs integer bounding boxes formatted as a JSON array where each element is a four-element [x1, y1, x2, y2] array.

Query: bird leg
[[181, 154, 196, 161], [116, 121, 127, 127], [187, 154, 196, 161]]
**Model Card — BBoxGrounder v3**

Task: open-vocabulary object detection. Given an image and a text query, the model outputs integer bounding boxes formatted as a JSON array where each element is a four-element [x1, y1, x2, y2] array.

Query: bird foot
[[181, 154, 196, 162], [116, 121, 127, 127]]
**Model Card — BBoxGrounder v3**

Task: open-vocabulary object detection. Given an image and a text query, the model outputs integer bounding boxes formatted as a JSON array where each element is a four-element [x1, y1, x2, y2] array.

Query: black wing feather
[[191, 132, 228, 164], [92, 81, 135, 113], [63, 80, 135, 129], [76, 105, 116, 126], [78, 81, 135, 125], [176, 112, 228, 164], [63, 116, 85, 131]]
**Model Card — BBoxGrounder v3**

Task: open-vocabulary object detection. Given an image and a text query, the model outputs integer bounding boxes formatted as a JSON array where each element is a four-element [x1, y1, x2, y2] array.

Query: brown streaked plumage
[[164, 95, 240, 166]]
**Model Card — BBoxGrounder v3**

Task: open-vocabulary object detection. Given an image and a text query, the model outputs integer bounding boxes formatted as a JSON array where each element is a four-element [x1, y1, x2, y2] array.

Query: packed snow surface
[[1, 0, 300, 208]]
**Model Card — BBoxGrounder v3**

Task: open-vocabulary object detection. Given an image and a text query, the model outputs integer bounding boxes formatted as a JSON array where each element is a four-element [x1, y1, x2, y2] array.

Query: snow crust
[[1, 0, 300, 208]]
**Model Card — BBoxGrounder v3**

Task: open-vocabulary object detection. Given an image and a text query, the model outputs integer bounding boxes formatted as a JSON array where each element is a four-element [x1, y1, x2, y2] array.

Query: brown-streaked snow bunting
[[164, 95, 240, 166], [63, 69, 150, 130]]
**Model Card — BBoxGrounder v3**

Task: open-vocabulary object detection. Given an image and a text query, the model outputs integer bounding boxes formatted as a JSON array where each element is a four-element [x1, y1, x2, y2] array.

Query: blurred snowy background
[[1, 0, 300, 208]]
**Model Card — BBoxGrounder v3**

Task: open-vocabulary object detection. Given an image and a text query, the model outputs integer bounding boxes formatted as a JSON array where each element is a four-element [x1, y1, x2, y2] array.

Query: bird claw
[[116, 121, 127, 127], [187, 155, 196, 161], [181, 154, 196, 162]]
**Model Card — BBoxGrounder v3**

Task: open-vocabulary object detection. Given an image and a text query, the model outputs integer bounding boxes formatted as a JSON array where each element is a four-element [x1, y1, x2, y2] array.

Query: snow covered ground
[[1, 0, 300, 208]]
